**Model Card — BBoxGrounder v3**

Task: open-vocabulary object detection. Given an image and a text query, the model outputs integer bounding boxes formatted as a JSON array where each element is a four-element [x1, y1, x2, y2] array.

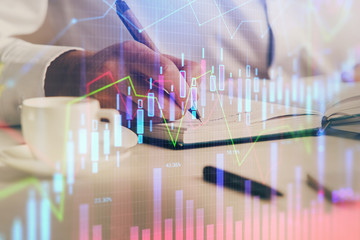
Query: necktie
[[205, 0, 273, 77], [263, 0, 275, 68]]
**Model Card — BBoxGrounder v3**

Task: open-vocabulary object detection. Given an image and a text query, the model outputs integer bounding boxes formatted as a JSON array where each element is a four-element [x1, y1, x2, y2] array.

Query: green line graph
[[67, 70, 212, 148], [209, 78, 314, 166], [0, 177, 65, 221], [67, 70, 316, 168], [0, 70, 214, 222], [0, 69, 316, 222], [238, 125, 314, 167]]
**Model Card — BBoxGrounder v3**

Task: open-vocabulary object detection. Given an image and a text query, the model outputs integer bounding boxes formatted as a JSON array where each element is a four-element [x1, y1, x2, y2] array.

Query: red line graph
[[86, 70, 214, 125]]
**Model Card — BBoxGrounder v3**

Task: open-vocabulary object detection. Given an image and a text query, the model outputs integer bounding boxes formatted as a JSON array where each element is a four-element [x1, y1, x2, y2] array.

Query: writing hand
[[45, 41, 201, 123]]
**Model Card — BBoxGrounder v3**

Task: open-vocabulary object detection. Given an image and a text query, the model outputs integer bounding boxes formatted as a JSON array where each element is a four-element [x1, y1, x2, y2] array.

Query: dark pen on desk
[[203, 166, 283, 199], [115, 0, 202, 122]]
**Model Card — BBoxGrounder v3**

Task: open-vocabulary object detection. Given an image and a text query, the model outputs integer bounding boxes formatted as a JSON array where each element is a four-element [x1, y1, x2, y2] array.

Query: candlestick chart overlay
[[0, 0, 360, 239]]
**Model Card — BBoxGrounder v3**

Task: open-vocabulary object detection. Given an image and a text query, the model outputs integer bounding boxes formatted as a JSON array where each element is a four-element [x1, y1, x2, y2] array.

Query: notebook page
[[170, 98, 318, 131]]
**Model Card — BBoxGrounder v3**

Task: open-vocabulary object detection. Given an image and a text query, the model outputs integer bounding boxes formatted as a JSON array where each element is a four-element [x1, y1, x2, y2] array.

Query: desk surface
[[0, 127, 360, 239]]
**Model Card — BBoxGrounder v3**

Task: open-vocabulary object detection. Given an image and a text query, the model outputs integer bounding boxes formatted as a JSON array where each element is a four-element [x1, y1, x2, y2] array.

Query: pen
[[203, 166, 283, 199], [115, 0, 202, 122], [306, 174, 333, 203], [306, 174, 360, 203]]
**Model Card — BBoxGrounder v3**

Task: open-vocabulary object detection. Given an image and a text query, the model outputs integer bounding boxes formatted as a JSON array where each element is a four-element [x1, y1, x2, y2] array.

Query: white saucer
[[0, 126, 138, 177], [0, 145, 56, 177], [0, 144, 135, 177]]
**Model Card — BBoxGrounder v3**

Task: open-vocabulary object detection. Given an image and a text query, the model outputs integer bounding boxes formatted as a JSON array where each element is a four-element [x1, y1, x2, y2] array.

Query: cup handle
[[97, 109, 122, 147]]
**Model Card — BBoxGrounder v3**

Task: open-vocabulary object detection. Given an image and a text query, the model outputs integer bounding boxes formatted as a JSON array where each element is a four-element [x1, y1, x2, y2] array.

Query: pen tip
[[196, 110, 202, 122]]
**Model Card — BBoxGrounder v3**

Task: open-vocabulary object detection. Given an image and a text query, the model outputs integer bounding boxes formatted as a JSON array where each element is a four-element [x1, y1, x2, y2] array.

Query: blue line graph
[[8, 0, 269, 84], [77, 1, 115, 23], [4, 0, 296, 89], [187, 0, 271, 39], [210, 0, 266, 39], [138, 1, 198, 33], [8, 0, 117, 86], [104, 0, 271, 39], [102, 0, 142, 31], [190, 0, 256, 26], [50, 0, 117, 45]]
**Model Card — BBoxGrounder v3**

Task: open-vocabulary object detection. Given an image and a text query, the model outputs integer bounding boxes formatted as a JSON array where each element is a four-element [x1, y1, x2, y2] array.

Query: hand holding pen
[[45, 2, 202, 124], [115, 0, 202, 122]]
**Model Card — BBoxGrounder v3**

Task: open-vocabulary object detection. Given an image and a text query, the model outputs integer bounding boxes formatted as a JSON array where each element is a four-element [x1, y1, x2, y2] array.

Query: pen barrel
[[223, 173, 271, 199], [203, 166, 281, 199], [116, 1, 159, 52]]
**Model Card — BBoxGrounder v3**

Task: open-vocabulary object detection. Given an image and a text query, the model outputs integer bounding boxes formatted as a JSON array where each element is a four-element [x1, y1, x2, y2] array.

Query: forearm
[[0, 37, 81, 125], [44, 50, 95, 97]]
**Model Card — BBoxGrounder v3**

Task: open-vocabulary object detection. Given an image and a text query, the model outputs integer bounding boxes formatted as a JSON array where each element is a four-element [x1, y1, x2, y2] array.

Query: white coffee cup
[[21, 97, 122, 167]]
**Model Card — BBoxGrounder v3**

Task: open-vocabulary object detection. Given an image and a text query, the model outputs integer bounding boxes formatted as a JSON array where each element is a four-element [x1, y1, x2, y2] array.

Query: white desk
[[0, 127, 359, 239]]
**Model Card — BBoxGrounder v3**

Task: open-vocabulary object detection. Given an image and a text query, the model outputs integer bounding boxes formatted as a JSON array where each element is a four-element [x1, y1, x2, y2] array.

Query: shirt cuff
[[0, 39, 82, 125]]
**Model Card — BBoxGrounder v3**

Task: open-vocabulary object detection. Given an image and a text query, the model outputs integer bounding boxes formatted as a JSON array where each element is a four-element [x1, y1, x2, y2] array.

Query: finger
[[146, 94, 183, 121], [118, 96, 165, 124], [164, 55, 202, 82], [88, 61, 185, 121], [164, 54, 202, 100], [118, 71, 185, 120], [88, 80, 184, 126], [119, 41, 190, 108], [93, 41, 188, 117], [117, 91, 183, 122]]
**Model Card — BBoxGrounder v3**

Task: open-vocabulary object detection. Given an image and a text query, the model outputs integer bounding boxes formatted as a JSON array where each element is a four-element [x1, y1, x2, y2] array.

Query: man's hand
[[45, 41, 201, 122]]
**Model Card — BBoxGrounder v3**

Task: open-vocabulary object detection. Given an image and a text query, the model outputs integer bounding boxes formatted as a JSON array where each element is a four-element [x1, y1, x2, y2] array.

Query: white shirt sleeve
[[0, 0, 81, 125]]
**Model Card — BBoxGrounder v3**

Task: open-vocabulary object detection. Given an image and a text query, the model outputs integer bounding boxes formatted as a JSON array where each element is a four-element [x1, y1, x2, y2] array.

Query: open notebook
[[143, 82, 360, 149]]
